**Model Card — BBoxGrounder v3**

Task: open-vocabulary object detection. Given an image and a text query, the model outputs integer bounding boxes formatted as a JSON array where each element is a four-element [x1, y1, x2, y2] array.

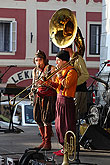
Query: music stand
[[0, 66, 15, 118], [0, 66, 24, 133], [0, 66, 13, 132]]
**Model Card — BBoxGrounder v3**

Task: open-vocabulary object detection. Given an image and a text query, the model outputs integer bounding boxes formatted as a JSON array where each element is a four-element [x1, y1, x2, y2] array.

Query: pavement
[[0, 122, 110, 164]]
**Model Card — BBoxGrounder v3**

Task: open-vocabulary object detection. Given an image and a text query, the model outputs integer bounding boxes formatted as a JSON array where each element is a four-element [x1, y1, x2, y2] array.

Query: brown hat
[[33, 50, 48, 65], [34, 50, 46, 59]]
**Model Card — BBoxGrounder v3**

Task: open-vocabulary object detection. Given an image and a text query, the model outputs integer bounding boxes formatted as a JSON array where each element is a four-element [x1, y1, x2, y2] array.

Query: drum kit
[[88, 75, 110, 127]]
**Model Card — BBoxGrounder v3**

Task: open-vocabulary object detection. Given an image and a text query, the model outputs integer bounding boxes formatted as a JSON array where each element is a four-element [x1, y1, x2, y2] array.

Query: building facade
[[0, 0, 102, 88], [100, 0, 110, 77]]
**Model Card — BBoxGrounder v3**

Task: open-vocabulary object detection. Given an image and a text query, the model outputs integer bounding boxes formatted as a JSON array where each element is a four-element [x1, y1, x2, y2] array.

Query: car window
[[0, 104, 10, 122], [15, 105, 22, 124], [24, 105, 36, 124]]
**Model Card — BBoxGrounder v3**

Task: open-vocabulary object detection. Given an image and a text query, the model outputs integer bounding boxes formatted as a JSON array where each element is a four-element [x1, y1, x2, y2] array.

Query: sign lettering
[[7, 69, 33, 84]]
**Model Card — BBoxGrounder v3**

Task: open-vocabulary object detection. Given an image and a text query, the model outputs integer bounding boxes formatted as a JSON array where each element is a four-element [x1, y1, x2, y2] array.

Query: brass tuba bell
[[49, 8, 77, 48]]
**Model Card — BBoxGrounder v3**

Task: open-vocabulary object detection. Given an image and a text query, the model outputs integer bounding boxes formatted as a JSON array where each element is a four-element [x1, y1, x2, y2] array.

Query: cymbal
[[90, 75, 108, 86]]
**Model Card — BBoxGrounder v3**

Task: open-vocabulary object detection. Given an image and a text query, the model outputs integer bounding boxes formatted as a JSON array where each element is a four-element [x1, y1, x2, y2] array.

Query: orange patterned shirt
[[55, 65, 78, 97]]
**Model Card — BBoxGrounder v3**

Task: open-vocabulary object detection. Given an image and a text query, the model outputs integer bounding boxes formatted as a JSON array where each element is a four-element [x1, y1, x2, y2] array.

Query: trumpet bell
[[49, 8, 77, 48]]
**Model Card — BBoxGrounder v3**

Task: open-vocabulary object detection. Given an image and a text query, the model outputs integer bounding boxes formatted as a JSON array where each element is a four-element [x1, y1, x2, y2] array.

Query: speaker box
[[80, 125, 110, 150]]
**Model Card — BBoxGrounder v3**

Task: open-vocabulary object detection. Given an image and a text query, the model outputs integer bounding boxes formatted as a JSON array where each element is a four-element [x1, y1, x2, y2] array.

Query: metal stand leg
[[4, 95, 24, 133], [71, 109, 97, 165]]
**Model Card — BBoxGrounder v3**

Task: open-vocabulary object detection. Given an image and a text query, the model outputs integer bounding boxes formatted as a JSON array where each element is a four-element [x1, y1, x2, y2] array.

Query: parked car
[[0, 100, 37, 126]]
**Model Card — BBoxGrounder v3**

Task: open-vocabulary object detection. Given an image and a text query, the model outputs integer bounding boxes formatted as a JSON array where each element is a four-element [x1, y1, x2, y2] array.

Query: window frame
[[87, 21, 101, 57], [0, 18, 17, 55]]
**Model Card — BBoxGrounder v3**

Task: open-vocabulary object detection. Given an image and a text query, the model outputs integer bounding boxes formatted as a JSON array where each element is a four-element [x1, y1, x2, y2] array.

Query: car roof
[[1, 100, 32, 106]]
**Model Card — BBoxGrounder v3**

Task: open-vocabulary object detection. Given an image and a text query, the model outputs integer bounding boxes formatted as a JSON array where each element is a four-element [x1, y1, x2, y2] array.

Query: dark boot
[[37, 127, 45, 149], [42, 125, 52, 151]]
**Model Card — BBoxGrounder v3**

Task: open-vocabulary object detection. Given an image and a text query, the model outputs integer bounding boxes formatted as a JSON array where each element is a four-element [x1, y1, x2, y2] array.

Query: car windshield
[[24, 105, 36, 124]]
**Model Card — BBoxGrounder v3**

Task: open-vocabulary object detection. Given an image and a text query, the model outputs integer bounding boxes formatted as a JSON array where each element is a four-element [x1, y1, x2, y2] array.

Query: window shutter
[[10, 21, 17, 52]]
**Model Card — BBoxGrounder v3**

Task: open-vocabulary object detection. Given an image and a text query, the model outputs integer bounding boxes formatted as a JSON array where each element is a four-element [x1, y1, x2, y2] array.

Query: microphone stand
[[0, 66, 14, 83], [88, 62, 107, 111], [88, 62, 106, 90]]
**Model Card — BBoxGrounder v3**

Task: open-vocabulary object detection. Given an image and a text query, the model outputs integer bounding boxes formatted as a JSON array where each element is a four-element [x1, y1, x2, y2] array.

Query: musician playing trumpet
[[30, 50, 57, 151]]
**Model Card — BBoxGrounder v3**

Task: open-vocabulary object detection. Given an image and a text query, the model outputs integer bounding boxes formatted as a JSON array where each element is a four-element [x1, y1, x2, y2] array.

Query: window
[[0, 19, 17, 53], [51, 42, 59, 54], [89, 24, 101, 55], [15, 105, 22, 123]]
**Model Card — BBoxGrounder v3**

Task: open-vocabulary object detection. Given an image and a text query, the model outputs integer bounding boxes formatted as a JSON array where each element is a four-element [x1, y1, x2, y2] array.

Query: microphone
[[102, 60, 110, 64], [7, 65, 17, 67]]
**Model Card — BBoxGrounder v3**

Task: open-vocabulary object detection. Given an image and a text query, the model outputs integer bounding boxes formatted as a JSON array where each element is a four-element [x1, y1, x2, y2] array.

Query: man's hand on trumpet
[[34, 76, 52, 89], [56, 70, 63, 79], [35, 76, 46, 87], [35, 79, 43, 86]]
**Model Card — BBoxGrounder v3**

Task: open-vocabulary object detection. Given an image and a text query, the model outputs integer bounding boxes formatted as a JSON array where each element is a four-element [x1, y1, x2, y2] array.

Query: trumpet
[[9, 55, 78, 107], [62, 131, 76, 165]]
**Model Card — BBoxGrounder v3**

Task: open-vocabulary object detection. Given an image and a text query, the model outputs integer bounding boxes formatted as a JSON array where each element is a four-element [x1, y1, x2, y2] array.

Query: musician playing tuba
[[30, 50, 57, 151], [63, 27, 89, 120]]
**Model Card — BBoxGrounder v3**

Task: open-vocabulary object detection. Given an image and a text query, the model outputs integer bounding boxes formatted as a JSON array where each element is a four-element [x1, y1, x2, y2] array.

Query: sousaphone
[[49, 8, 77, 48]]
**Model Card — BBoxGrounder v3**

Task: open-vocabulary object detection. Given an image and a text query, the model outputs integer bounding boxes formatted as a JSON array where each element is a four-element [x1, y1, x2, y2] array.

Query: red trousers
[[55, 94, 76, 145]]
